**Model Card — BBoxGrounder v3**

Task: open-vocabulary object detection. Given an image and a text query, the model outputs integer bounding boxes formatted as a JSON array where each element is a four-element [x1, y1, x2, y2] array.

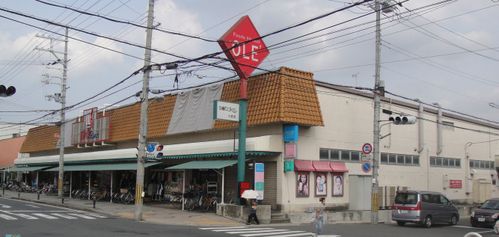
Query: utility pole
[[135, 0, 154, 221], [36, 28, 69, 201], [371, 0, 381, 224]]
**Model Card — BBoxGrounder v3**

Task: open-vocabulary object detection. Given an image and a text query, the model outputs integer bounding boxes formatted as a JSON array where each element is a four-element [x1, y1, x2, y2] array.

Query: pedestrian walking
[[314, 197, 326, 235], [246, 200, 260, 225]]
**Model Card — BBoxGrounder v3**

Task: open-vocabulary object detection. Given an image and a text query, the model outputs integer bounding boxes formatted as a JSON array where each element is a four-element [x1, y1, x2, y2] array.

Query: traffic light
[[389, 115, 417, 125], [0, 85, 16, 97], [145, 143, 164, 158]]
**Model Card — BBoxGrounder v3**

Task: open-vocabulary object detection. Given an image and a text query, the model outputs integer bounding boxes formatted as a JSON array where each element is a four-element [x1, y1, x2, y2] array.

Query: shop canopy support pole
[[110, 171, 113, 203], [182, 170, 185, 211], [36, 171, 39, 189], [69, 172, 72, 198], [221, 168, 225, 205], [88, 171, 91, 200]]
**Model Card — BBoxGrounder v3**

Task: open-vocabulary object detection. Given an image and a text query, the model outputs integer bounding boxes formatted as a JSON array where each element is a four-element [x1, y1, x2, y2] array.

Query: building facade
[[13, 67, 499, 214]]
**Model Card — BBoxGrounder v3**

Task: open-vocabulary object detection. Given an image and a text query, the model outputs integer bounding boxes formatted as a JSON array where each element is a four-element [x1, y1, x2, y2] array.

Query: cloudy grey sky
[[0, 0, 498, 134]]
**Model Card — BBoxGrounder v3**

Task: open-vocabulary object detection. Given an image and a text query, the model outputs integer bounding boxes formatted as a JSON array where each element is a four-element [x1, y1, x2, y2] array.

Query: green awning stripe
[[166, 160, 237, 170], [8, 166, 50, 172], [158, 151, 279, 160], [45, 162, 161, 172]]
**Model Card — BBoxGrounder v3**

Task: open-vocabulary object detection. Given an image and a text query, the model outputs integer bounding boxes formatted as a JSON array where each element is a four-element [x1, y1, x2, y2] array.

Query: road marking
[[10, 213, 38, 220], [268, 233, 316, 237], [80, 212, 107, 218], [25, 204, 40, 208], [8, 210, 71, 213], [228, 229, 292, 234], [0, 204, 11, 208], [32, 213, 59, 219], [241, 231, 306, 237], [200, 226, 247, 230], [213, 228, 275, 232], [51, 213, 78, 219], [200, 226, 315, 237], [67, 213, 96, 219], [0, 214, 17, 220]]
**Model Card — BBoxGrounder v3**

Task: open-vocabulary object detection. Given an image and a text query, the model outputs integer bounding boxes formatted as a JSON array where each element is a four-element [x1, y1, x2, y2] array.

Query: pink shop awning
[[330, 162, 348, 173]]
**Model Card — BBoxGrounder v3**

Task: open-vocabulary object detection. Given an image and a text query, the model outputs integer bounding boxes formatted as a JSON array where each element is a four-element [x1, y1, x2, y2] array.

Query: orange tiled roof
[[20, 125, 59, 153], [0, 136, 26, 168], [20, 67, 323, 152]]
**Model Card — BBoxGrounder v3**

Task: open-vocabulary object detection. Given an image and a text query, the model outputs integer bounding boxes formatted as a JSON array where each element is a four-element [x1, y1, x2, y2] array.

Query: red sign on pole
[[218, 15, 269, 80]]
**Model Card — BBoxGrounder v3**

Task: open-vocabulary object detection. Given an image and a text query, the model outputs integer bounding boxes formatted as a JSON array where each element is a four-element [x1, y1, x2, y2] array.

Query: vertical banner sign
[[218, 16, 269, 80], [255, 163, 264, 200]]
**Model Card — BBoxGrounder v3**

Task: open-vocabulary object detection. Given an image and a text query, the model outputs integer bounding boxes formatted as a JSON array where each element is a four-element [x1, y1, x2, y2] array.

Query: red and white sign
[[449, 180, 462, 189], [218, 15, 269, 79], [361, 143, 373, 155]]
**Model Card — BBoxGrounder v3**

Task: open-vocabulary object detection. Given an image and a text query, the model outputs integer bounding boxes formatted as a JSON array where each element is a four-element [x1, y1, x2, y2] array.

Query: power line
[[35, 0, 219, 43]]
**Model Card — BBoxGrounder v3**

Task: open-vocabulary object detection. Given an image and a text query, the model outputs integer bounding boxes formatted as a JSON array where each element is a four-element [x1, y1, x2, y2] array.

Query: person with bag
[[246, 200, 260, 225]]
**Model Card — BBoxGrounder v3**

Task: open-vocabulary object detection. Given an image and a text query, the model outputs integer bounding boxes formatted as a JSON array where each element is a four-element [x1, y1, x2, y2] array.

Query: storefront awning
[[312, 161, 331, 172], [330, 162, 348, 173], [294, 160, 314, 172], [158, 151, 279, 160], [45, 162, 161, 172], [8, 166, 51, 172], [165, 160, 237, 170]]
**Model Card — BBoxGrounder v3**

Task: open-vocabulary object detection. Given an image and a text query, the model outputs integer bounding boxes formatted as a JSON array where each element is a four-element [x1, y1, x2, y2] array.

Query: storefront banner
[[167, 84, 223, 135], [255, 163, 264, 200]]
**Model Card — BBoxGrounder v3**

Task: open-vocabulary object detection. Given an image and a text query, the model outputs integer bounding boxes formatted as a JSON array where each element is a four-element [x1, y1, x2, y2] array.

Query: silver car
[[392, 190, 459, 228]]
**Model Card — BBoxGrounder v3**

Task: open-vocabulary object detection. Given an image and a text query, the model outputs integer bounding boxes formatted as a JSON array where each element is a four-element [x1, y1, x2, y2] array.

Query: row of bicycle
[[1, 181, 55, 194], [70, 189, 135, 204]]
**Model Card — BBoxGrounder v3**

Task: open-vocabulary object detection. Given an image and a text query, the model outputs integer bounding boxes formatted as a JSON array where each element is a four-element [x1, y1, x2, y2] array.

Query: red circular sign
[[361, 143, 372, 154]]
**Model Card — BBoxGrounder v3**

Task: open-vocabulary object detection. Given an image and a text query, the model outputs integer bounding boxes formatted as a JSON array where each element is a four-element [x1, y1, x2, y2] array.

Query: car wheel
[[423, 216, 432, 228], [450, 215, 458, 225], [397, 221, 406, 226]]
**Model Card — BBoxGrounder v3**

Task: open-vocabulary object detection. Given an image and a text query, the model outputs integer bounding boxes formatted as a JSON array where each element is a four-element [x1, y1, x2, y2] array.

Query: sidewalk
[[0, 190, 241, 226]]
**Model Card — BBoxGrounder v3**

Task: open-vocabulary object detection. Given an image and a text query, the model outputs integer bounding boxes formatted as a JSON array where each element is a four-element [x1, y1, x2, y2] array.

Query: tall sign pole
[[371, 0, 381, 224], [135, 0, 154, 221], [218, 16, 269, 203]]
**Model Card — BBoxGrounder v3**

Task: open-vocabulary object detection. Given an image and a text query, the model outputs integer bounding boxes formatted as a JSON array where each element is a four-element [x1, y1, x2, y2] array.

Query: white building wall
[[288, 85, 499, 210]]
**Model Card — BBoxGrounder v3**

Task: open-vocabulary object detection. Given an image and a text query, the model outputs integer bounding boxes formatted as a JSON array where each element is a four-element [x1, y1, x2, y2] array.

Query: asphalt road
[[1, 197, 496, 237]]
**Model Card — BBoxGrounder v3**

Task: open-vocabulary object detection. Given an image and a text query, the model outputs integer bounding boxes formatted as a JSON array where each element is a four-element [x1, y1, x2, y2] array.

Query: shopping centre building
[[8, 66, 499, 213]]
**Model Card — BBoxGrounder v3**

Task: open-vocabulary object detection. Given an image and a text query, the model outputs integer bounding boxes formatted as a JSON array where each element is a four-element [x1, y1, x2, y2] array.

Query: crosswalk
[[199, 226, 316, 237], [0, 210, 107, 221]]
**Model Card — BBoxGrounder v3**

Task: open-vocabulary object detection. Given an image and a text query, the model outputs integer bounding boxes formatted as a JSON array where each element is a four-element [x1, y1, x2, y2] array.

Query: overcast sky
[[0, 0, 498, 135]]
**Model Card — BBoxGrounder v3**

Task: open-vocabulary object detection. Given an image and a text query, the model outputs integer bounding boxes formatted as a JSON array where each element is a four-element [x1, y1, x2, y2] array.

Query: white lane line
[[213, 228, 274, 232], [51, 213, 78, 219], [32, 213, 59, 219], [241, 231, 306, 237], [79, 212, 107, 218], [25, 204, 40, 208], [67, 213, 96, 219], [10, 213, 38, 220], [8, 210, 70, 213], [200, 226, 247, 230], [0, 214, 17, 220], [0, 204, 11, 208], [265, 233, 316, 237], [227, 229, 291, 234]]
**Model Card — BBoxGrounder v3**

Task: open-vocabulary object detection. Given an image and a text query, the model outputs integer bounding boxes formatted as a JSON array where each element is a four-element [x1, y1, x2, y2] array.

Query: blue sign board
[[362, 162, 371, 173], [283, 124, 299, 142]]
